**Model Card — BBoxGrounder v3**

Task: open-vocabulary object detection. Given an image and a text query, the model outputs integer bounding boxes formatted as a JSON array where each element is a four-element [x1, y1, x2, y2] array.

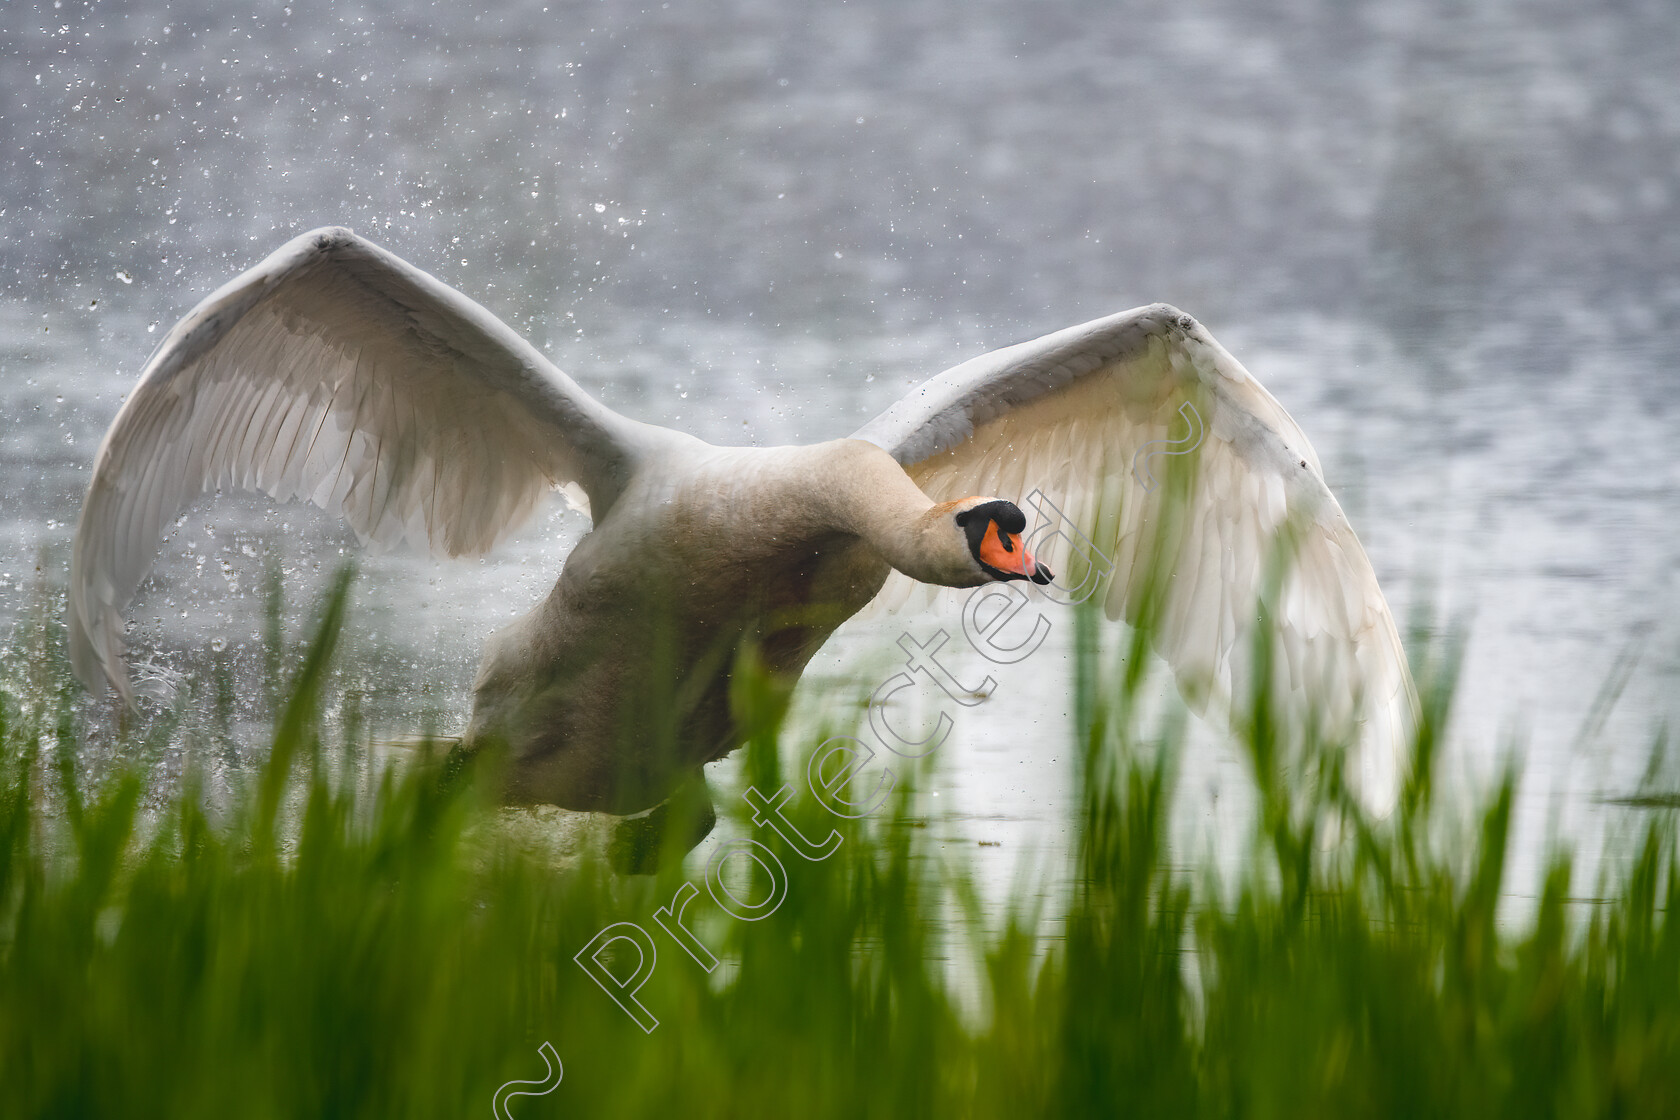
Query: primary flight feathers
[[69, 227, 642, 699]]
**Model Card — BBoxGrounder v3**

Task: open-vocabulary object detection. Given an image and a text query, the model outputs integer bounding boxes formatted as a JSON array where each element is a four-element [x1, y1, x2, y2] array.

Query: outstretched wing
[[853, 304, 1415, 814], [70, 226, 644, 701]]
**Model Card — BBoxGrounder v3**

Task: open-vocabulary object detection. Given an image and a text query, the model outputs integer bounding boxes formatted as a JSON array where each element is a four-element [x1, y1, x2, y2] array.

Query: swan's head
[[947, 497, 1054, 586]]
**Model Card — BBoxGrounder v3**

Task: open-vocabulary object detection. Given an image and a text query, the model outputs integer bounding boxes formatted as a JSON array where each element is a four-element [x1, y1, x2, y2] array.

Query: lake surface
[[2, 0, 1678, 904]]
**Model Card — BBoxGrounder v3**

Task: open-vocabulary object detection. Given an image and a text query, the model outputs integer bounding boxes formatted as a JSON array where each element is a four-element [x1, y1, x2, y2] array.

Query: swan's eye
[[974, 518, 1049, 583], [979, 523, 1019, 570]]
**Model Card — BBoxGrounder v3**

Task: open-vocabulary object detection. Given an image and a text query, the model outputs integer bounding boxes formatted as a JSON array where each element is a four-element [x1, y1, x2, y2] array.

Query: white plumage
[[69, 227, 1414, 844], [857, 306, 1416, 810], [71, 229, 644, 696]]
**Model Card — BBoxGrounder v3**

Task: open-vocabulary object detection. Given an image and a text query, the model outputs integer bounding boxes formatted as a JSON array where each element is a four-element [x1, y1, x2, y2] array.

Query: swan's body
[[466, 437, 965, 814], [69, 227, 1416, 847]]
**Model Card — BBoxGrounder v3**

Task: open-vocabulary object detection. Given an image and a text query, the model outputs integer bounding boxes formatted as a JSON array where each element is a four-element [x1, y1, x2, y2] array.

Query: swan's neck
[[822, 440, 980, 588]]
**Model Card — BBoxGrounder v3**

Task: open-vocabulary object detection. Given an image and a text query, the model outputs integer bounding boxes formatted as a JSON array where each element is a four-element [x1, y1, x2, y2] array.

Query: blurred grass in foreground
[[1, 571, 1678, 1118]]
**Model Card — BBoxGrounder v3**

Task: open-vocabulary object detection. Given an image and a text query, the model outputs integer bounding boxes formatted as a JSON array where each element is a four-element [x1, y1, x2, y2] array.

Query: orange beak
[[979, 522, 1054, 584]]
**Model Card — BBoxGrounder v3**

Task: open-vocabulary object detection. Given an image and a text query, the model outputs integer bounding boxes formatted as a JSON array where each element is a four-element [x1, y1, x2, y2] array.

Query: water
[[2, 0, 1678, 903]]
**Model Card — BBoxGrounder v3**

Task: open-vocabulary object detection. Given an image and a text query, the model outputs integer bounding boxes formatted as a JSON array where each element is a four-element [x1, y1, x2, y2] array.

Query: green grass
[[2, 570, 1678, 1118]]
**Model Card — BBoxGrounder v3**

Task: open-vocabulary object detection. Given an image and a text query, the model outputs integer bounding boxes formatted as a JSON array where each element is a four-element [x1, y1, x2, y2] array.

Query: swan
[[68, 227, 1415, 864]]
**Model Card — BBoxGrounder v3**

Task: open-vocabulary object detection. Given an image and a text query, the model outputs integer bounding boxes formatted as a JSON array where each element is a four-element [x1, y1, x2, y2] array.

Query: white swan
[[69, 227, 1415, 858]]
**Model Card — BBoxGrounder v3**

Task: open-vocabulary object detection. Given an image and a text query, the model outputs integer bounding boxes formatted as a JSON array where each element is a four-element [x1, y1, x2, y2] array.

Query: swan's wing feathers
[[71, 226, 637, 700], [854, 304, 1414, 813]]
